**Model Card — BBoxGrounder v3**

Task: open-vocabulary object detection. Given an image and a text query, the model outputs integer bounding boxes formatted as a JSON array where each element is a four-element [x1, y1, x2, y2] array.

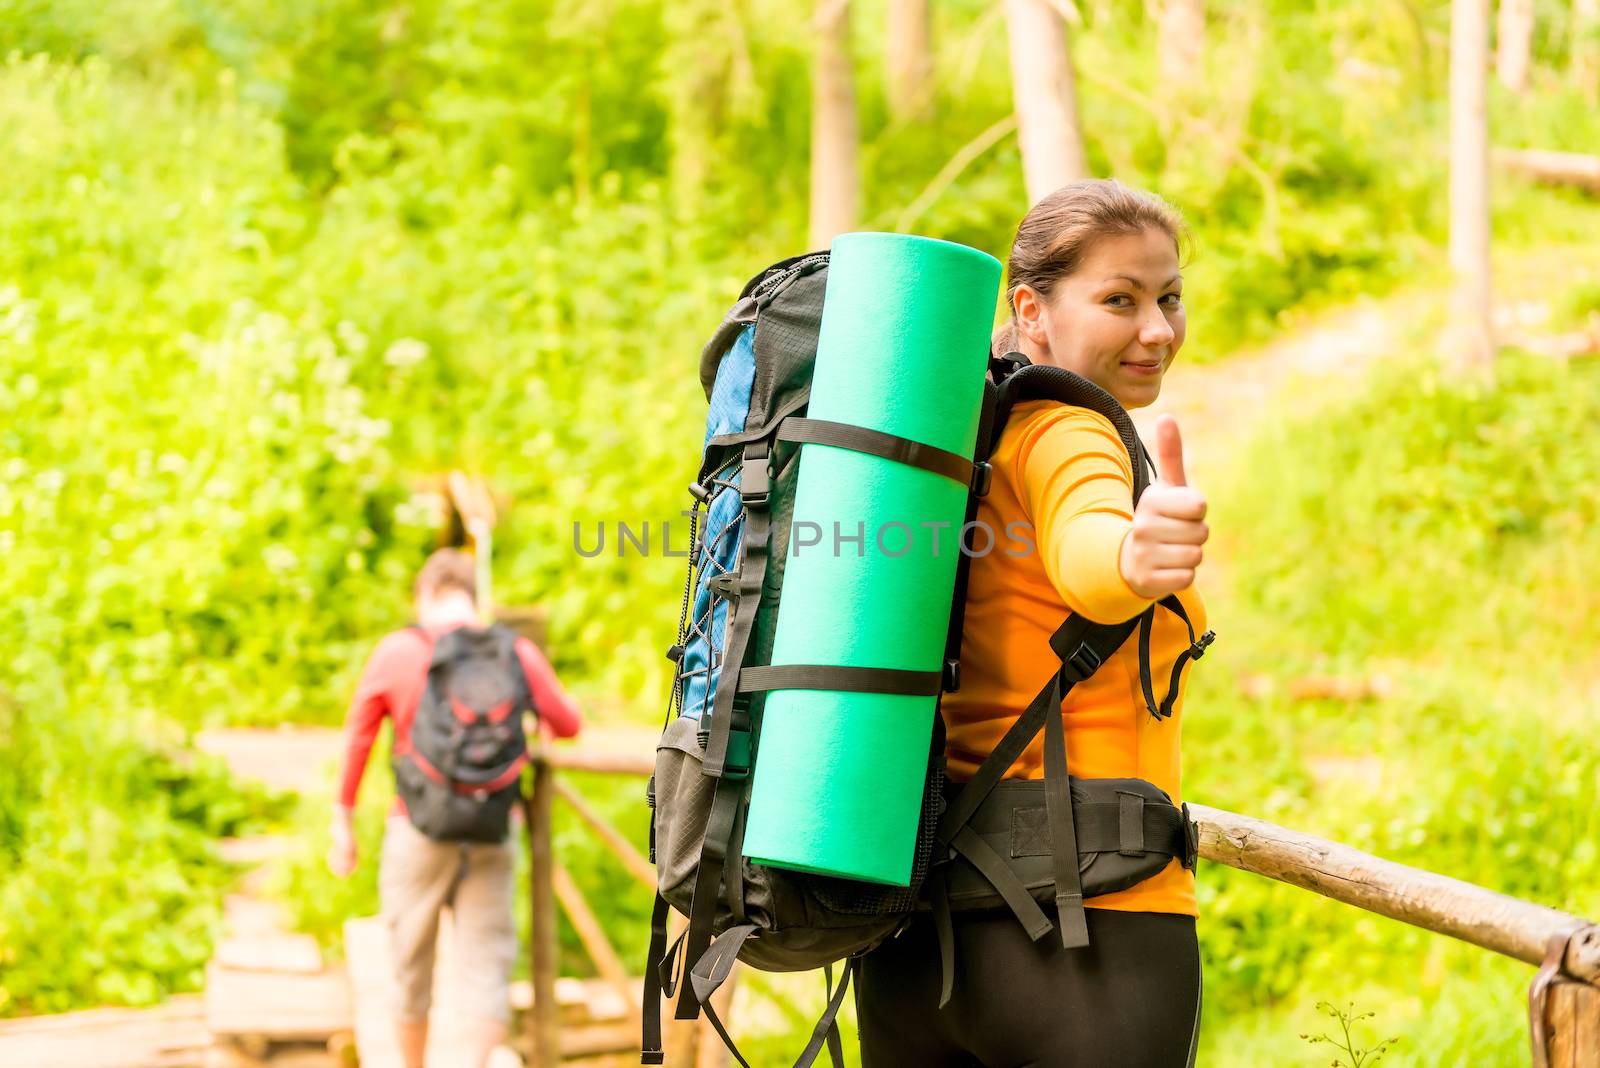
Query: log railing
[[522, 747, 1599, 1066]]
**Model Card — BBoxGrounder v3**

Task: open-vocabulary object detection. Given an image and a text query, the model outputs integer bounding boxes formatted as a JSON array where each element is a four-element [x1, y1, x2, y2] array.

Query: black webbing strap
[[1040, 658, 1089, 948], [777, 416, 981, 490], [703, 441, 772, 777], [998, 799, 1190, 859], [641, 893, 672, 1064], [1136, 595, 1217, 720], [689, 925, 758, 1068], [677, 773, 740, 1021], [793, 961, 855, 1068], [930, 868, 957, 1008], [950, 825, 1053, 940], [737, 664, 943, 696], [726, 801, 748, 924], [939, 614, 1140, 849], [681, 441, 772, 1019]]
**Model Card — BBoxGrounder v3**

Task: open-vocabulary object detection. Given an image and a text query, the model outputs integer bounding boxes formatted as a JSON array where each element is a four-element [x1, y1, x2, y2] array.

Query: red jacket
[[337, 624, 583, 811]]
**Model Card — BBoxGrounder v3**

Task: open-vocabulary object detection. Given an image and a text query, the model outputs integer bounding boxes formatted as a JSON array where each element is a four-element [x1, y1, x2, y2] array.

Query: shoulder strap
[[994, 357, 1155, 501], [938, 354, 1157, 954]]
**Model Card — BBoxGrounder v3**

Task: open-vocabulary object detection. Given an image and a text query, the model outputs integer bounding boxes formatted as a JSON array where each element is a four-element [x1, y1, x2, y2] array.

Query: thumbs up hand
[[1119, 415, 1209, 599]]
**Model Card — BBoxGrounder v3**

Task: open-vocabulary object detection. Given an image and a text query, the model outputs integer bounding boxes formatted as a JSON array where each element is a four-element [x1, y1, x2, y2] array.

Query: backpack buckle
[[740, 454, 771, 508], [941, 658, 961, 693], [721, 725, 753, 779], [1189, 630, 1217, 660], [1181, 803, 1200, 870], [970, 462, 993, 498], [1060, 642, 1103, 684]]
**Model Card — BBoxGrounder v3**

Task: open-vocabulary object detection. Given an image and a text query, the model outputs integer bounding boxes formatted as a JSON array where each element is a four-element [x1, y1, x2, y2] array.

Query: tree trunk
[[1575, 0, 1600, 101], [1496, 0, 1534, 91], [664, 0, 727, 215], [810, 0, 860, 249], [1005, 0, 1088, 204], [886, 0, 935, 121], [1157, 0, 1205, 92], [1450, 0, 1495, 373]]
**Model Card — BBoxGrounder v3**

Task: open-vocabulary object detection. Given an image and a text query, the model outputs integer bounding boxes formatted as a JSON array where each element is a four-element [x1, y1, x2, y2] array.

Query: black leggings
[[856, 908, 1201, 1068]]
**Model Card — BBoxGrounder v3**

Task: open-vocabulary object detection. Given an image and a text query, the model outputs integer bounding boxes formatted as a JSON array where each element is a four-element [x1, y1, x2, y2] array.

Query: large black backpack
[[394, 623, 535, 844], [644, 253, 1215, 1066]]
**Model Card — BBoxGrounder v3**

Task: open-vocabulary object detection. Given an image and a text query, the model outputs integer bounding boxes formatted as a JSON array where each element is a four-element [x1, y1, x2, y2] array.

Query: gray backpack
[[644, 253, 1214, 1066]]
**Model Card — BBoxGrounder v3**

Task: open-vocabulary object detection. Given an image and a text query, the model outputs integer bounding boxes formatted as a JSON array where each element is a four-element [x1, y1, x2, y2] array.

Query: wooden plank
[[542, 749, 653, 778], [1192, 804, 1600, 981], [0, 997, 210, 1068], [204, 960, 351, 1041], [552, 777, 656, 893], [210, 934, 324, 975]]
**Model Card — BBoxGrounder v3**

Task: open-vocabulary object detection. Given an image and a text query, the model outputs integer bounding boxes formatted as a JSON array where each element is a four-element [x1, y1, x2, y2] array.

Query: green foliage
[[1187, 351, 1600, 1064], [0, 689, 286, 1014], [4, 0, 1600, 1045]]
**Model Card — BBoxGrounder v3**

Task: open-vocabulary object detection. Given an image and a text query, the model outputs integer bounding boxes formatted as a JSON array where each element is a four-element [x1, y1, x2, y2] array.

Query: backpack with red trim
[[393, 623, 536, 843]]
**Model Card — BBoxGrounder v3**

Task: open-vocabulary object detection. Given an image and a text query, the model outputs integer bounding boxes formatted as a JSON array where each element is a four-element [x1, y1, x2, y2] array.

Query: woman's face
[[1012, 227, 1185, 410]]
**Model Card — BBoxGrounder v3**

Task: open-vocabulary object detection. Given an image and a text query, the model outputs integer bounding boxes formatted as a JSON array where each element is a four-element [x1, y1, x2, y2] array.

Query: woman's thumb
[[1155, 415, 1188, 487]]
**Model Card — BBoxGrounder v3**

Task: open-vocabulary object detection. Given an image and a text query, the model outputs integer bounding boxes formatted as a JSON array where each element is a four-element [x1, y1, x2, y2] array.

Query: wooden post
[[526, 759, 559, 1068], [1543, 980, 1600, 1067], [1448, 0, 1495, 373]]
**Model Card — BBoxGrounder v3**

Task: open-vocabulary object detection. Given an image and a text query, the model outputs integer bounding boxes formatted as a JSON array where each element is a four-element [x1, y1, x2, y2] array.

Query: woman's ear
[[1012, 284, 1051, 350]]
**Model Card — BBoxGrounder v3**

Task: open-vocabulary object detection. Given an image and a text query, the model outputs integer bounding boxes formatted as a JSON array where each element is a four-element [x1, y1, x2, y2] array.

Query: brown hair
[[992, 179, 1188, 357], [414, 547, 477, 603]]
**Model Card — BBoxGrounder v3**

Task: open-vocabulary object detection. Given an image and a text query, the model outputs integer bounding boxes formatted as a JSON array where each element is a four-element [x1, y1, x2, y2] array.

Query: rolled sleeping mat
[[741, 231, 1002, 886]]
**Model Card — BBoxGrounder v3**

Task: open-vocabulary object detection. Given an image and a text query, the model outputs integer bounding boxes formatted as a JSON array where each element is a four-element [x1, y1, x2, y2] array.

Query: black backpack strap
[[936, 613, 1140, 956], [775, 416, 986, 491], [680, 439, 773, 1021], [996, 359, 1154, 502], [1136, 595, 1218, 720], [641, 892, 673, 1064]]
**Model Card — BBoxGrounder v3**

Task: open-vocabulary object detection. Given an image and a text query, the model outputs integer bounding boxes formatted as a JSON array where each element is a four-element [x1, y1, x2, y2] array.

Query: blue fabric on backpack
[[679, 325, 756, 721]]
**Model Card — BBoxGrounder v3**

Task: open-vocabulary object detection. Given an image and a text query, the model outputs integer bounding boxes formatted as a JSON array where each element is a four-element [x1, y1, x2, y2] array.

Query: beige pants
[[379, 815, 517, 1023]]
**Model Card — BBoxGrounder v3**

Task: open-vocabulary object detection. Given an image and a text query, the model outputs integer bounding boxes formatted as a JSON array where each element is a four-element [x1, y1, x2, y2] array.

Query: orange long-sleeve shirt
[[943, 399, 1206, 916]]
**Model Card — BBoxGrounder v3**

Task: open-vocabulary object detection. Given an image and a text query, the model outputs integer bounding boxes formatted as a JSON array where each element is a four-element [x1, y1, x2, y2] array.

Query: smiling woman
[[855, 180, 1211, 1068]]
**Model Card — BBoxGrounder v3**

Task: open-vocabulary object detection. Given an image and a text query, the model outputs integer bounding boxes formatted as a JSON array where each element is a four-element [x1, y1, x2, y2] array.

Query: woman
[[856, 180, 1210, 1067]]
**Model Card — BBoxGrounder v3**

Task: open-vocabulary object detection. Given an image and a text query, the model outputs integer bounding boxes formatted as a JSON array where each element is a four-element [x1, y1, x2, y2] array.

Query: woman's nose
[[1140, 308, 1175, 347]]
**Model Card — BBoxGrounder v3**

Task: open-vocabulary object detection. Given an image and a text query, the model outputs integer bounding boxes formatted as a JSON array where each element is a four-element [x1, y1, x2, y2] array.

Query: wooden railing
[[522, 748, 1600, 1066], [523, 746, 730, 1068]]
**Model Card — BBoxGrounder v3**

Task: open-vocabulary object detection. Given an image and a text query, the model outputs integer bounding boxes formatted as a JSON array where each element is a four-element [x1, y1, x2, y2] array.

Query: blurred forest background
[[3, 0, 1600, 1064]]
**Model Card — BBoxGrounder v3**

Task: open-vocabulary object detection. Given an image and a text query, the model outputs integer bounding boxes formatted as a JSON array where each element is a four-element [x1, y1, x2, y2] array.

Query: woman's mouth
[[1122, 361, 1163, 376]]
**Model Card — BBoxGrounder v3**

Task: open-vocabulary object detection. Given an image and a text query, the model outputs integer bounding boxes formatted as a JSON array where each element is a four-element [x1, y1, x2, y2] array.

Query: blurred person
[[330, 548, 582, 1068]]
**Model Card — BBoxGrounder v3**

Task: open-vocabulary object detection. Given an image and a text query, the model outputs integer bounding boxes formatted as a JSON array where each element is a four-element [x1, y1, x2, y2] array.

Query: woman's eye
[[1105, 294, 1133, 307], [1160, 293, 1183, 307]]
